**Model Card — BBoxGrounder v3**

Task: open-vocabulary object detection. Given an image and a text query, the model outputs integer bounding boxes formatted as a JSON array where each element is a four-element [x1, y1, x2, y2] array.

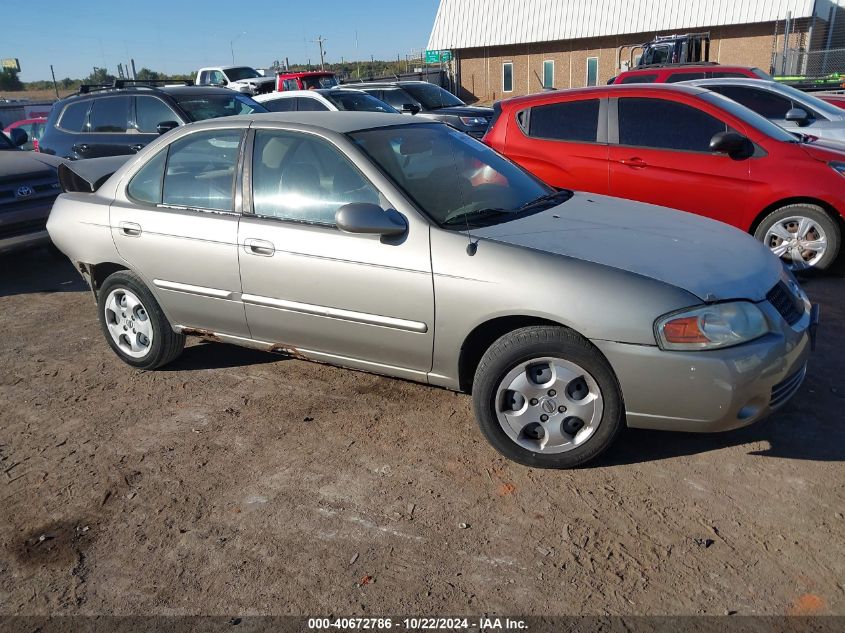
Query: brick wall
[[456, 21, 813, 103]]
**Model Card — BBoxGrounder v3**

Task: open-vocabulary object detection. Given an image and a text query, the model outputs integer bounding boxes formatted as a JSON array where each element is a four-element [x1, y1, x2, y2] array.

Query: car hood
[[0, 150, 64, 177], [797, 136, 845, 161], [472, 193, 782, 302], [429, 105, 494, 117]]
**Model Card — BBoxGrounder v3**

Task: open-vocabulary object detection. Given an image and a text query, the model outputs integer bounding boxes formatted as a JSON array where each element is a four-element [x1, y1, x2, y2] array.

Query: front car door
[[607, 94, 751, 227], [237, 124, 434, 380], [132, 96, 184, 152], [110, 122, 250, 338], [505, 96, 609, 194]]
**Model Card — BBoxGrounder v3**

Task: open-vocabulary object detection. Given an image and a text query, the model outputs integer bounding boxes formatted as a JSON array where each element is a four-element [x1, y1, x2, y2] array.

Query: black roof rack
[[633, 61, 720, 70], [76, 78, 194, 95]]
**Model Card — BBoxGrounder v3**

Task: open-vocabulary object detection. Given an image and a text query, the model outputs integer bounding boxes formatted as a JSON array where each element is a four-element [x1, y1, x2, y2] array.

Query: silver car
[[47, 113, 818, 468], [685, 78, 845, 141]]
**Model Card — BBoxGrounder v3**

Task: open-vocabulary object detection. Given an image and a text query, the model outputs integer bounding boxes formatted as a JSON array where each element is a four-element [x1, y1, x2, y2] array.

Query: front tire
[[472, 326, 624, 469], [754, 204, 840, 271], [97, 270, 185, 369]]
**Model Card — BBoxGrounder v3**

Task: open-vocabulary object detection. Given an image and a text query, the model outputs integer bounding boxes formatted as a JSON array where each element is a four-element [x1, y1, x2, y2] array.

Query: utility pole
[[314, 35, 327, 70], [50, 65, 59, 98], [130, 59, 137, 80]]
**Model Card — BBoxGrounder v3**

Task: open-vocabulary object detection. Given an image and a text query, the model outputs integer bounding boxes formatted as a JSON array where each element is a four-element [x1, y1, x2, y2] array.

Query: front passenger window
[[618, 97, 728, 152], [252, 130, 380, 225]]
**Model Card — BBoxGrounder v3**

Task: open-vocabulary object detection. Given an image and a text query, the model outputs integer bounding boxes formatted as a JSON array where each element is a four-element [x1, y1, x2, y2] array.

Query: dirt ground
[[0, 248, 843, 617]]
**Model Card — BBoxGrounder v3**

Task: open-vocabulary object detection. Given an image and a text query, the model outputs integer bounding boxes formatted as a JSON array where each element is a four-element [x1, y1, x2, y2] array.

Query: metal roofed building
[[427, 0, 845, 102]]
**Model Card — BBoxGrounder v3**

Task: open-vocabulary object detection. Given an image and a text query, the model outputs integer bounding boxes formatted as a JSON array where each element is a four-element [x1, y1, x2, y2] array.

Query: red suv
[[612, 64, 770, 85], [484, 83, 845, 269]]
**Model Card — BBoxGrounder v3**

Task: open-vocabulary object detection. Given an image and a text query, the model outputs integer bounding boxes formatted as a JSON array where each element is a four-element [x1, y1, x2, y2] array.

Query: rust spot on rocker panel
[[266, 343, 308, 361], [181, 327, 221, 342]]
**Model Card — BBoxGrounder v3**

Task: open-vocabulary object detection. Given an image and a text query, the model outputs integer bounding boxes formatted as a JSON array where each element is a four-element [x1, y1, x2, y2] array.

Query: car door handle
[[619, 157, 648, 169], [129, 143, 146, 152], [244, 238, 275, 256], [119, 221, 142, 237], [71, 143, 90, 155]]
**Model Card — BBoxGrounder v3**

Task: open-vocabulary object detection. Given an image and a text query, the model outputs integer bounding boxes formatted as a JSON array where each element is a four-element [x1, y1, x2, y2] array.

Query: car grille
[[766, 281, 803, 326], [0, 172, 60, 213], [770, 363, 807, 409], [0, 217, 48, 240]]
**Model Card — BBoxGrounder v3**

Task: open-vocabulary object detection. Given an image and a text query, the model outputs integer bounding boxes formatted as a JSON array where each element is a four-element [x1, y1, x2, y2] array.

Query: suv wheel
[[472, 326, 623, 469], [755, 204, 840, 271], [97, 271, 185, 369]]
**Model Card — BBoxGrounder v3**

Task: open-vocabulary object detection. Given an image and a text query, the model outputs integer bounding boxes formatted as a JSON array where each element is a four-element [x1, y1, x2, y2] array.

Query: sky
[[2, 0, 441, 82]]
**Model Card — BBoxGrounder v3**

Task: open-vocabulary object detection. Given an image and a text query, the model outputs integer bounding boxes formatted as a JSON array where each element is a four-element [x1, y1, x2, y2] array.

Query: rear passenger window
[[87, 96, 131, 133], [127, 149, 167, 204], [162, 130, 243, 211], [58, 100, 91, 132], [263, 99, 295, 112], [665, 72, 706, 83], [527, 99, 600, 142], [618, 97, 727, 152], [619, 74, 657, 84], [295, 97, 328, 111]]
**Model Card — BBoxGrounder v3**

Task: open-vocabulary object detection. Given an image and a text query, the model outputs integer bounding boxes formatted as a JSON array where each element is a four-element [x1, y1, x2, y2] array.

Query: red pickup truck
[[276, 71, 339, 92]]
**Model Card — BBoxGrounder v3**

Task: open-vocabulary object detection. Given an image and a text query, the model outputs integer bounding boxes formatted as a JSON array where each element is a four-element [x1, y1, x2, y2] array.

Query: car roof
[[255, 88, 366, 101], [348, 80, 432, 88], [500, 83, 710, 108], [684, 78, 779, 88], [620, 64, 756, 74], [57, 85, 236, 103], [206, 111, 437, 133]]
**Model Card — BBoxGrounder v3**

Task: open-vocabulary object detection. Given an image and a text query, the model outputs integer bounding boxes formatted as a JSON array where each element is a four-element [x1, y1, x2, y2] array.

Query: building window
[[543, 60, 554, 89], [586, 57, 598, 87], [503, 62, 513, 93]]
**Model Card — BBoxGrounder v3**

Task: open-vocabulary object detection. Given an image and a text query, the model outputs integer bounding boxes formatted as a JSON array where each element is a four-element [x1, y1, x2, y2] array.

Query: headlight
[[460, 116, 488, 126], [655, 302, 769, 351], [829, 161, 845, 176]]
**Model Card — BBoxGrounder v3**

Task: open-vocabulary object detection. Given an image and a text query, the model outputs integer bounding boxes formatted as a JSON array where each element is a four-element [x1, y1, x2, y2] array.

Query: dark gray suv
[[351, 81, 494, 138]]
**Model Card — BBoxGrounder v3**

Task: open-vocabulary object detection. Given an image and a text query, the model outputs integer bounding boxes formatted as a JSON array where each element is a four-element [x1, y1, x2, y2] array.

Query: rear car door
[[505, 97, 609, 193], [608, 96, 750, 226], [79, 96, 135, 158], [237, 126, 434, 377], [110, 124, 250, 337]]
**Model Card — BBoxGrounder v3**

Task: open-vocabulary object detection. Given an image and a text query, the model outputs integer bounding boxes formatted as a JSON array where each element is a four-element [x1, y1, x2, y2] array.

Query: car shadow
[[0, 248, 87, 297], [161, 341, 283, 371]]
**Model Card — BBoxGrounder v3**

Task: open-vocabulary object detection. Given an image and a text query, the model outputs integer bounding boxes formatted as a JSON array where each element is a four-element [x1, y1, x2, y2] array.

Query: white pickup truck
[[195, 66, 275, 96]]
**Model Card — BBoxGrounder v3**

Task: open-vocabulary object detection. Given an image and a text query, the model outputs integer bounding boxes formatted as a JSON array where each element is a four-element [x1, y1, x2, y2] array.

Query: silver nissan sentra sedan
[[47, 112, 818, 468]]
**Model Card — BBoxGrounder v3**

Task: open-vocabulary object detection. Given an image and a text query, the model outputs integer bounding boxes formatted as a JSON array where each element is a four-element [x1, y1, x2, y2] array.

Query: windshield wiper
[[518, 189, 573, 211], [442, 208, 514, 226]]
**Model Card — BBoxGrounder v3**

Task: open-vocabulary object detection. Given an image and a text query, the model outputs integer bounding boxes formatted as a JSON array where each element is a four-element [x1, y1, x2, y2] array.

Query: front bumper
[[0, 197, 55, 254], [593, 302, 816, 433]]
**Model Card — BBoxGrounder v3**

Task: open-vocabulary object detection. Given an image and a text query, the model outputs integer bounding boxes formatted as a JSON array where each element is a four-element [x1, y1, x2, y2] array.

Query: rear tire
[[472, 326, 624, 469], [754, 204, 840, 271], [97, 270, 185, 369]]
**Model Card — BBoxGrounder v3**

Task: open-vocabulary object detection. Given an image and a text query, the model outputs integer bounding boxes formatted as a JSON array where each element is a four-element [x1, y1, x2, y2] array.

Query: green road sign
[[425, 50, 453, 63]]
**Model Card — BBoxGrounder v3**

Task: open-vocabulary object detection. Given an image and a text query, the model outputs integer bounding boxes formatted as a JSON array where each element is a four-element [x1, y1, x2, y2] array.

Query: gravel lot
[[1, 248, 843, 616]]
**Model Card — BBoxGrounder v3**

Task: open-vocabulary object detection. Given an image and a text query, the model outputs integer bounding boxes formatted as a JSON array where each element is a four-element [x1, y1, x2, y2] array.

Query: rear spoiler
[[58, 155, 132, 193]]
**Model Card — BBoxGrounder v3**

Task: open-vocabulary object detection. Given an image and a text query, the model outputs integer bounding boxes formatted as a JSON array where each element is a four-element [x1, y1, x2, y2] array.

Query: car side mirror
[[9, 128, 28, 147], [336, 203, 407, 236], [709, 131, 753, 159], [785, 107, 810, 125], [156, 121, 179, 135], [402, 103, 421, 115]]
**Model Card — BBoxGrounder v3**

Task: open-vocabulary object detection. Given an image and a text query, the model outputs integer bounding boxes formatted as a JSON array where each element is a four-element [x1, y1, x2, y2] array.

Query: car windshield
[[174, 94, 268, 121], [322, 91, 398, 113], [225, 67, 262, 81], [302, 75, 339, 89], [752, 68, 772, 79], [350, 124, 562, 228], [699, 92, 798, 142], [402, 83, 465, 109]]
